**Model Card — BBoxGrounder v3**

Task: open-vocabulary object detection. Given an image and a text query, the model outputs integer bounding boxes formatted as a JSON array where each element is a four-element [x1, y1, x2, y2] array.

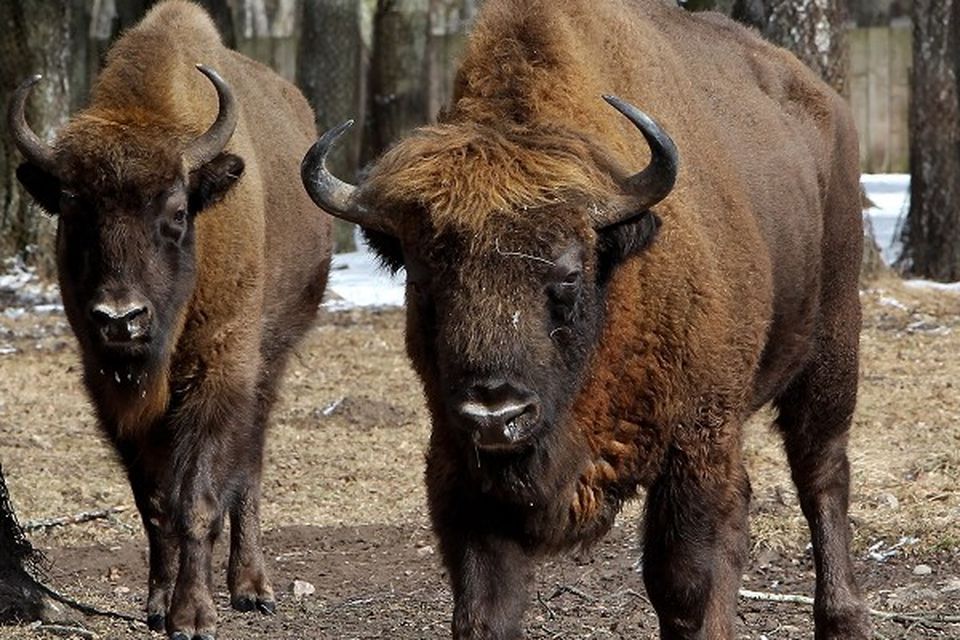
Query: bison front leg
[[127, 470, 178, 633], [440, 531, 532, 640], [642, 445, 751, 640], [168, 446, 222, 640]]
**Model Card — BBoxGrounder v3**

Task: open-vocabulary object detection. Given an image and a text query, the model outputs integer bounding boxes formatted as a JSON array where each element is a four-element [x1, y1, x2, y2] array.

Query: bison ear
[[16, 163, 61, 214], [596, 210, 661, 283], [188, 152, 245, 213]]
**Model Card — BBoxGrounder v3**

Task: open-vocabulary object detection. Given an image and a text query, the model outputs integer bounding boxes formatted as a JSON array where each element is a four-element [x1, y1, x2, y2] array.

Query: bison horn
[[600, 95, 679, 225], [184, 65, 238, 170], [8, 74, 58, 176], [301, 121, 394, 235]]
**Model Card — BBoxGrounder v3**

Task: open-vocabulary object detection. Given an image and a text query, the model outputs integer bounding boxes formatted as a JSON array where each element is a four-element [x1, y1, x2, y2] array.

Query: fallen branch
[[739, 588, 960, 627], [23, 506, 127, 532], [29, 623, 98, 639], [38, 582, 142, 625]]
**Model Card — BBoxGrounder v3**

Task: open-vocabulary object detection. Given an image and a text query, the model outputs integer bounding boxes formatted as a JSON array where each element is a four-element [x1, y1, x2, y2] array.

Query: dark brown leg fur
[[642, 446, 750, 640], [443, 532, 532, 640], [129, 473, 177, 633], [775, 340, 870, 640], [168, 444, 222, 640], [228, 473, 275, 614]]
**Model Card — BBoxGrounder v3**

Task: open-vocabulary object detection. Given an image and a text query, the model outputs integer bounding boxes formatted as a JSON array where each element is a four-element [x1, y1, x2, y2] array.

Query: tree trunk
[[226, 0, 301, 82], [731, 0, 765, 28], [426, 0, 478, 120], [682, 0, 736, 12], [0, 1, 79, 276], [757, 0, 849, 97], [0, 463, 48, 623], [362, 0, 430, 164], [195, 0, 238, 48], [898, 0, 960, 281], [297, 0, 365, 252]]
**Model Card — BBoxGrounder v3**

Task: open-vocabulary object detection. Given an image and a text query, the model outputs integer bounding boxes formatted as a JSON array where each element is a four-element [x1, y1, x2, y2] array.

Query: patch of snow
[[903, 279, 960, 293], [0, 256, 61, 311], [324, 244, 405, 310], [878, 296, 908, 311], [867, 536, 919, 563], [862, 173, 909, 265]]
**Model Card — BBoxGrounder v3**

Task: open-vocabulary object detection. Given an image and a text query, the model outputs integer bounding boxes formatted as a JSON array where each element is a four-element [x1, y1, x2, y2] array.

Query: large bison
[[302, 0, 867, 638], [9, 1, 331, 637]]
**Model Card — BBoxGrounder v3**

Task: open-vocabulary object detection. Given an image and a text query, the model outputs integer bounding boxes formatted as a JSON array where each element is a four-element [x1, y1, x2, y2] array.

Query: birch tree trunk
[[898, 0, 960, 281], [228, 0, 301, 81], [0, 1, 79, 275], [362, 0, 430, 164], [426, 0, 479, 119], [298, 0, 366, 251], [759, 0, 849, 96]]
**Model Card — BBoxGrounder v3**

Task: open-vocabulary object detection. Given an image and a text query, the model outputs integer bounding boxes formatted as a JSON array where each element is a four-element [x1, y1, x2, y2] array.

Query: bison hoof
[[169, 633, 190, 640], [231, 595, 276, 615], [147, 613, 165, 632]]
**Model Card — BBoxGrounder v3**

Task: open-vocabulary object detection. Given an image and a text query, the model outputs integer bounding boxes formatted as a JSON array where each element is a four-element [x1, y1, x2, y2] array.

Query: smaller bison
[[302, 0, 868, 638], [10, 2, 331, 638]]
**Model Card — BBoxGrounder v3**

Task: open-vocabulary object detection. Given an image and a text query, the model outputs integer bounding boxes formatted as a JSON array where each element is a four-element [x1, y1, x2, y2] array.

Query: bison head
[[302, 97, 677, 461], [9, 66, 243, 374]]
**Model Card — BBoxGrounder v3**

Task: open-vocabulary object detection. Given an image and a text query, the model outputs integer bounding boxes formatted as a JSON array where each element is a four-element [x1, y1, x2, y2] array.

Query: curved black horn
[[184, 65, 238, 170], [301, 121, 393, 234], [599, 95, 678, 225], [8, 75, 57, 175]]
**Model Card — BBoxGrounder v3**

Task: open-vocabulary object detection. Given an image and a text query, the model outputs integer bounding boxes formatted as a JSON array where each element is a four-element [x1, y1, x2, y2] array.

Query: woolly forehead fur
[[359, 122, 623, 243], [50, 0, 225, 202], [55, 117, 191, 204]]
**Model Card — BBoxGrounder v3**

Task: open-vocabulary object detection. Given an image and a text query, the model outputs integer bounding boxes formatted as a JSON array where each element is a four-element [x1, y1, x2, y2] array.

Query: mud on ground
[[0, 278, 958, 639]]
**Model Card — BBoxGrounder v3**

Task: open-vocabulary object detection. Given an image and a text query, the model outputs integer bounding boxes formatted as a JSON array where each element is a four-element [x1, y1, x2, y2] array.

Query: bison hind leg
[[774, 336, 870, 639]]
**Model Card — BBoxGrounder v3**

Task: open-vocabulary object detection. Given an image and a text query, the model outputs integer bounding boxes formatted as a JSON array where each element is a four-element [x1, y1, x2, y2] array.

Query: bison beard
[[303, 0, 868, 638], [9, 1, 332, 638]]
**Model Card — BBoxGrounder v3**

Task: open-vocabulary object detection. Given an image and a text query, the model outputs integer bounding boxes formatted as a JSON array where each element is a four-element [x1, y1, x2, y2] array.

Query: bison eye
[[562, 270, 582, 287], [59, 191, 78, 211], [173, 208, 188, 224], [547, 269, 582, 309]]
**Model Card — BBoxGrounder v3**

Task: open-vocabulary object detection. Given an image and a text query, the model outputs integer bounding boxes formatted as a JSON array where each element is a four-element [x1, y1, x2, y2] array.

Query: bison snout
[[454, 379, 542, 451], [88, 296, 153, 345]]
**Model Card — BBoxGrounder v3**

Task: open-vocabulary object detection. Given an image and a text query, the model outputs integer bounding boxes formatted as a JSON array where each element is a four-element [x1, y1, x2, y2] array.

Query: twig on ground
[[546, 584, 593, 602], [38, 582, 142, 625], [29, 623, 98, 639], [739, 588, 960, 628], [24, 506, 128, 532]]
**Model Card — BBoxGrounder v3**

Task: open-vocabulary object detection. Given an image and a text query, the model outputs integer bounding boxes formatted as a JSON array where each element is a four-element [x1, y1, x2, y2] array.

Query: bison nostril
[[456, 386, 542, 448], [89, 300, 152, 342]]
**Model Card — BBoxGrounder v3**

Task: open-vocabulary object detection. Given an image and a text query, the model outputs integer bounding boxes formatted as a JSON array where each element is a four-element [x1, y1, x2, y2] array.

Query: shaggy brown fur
[[14, 2, 331, 638], [346, 0, 866, 638]]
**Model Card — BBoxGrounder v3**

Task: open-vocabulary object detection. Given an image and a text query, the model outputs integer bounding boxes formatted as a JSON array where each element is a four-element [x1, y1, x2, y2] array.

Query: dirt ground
[[0, 277, 958, 639]]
